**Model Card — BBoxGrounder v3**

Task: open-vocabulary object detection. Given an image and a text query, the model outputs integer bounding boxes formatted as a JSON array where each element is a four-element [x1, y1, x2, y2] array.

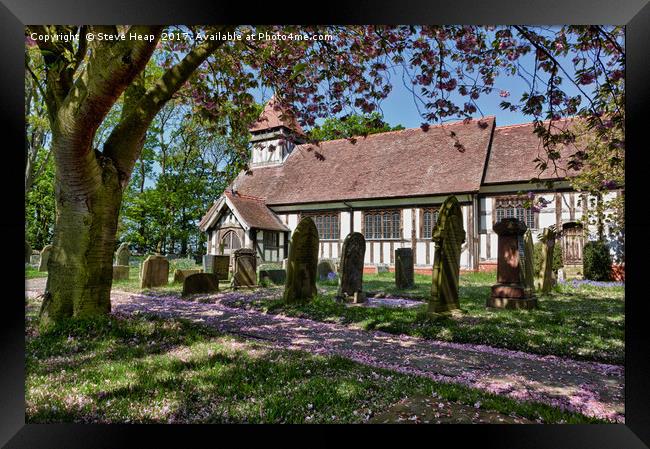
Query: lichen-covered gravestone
[[140, 254, 169, 288], [337, 232, 366, 300], [232, 248, 257, 288], [284, 217, 319, 304], [182, 273, 219, 296], [395, 248, 414, 289], [487, 218, 536, 309], [317, 259, 337, 280], [112, 265, 129, 281], [428, 196, 465, 314], [540, 227, 557, 294], [173, 269, 202, 284], [38, 245, 53, 272], [523, 229, 536, 293], [115, 242, 131, 266]]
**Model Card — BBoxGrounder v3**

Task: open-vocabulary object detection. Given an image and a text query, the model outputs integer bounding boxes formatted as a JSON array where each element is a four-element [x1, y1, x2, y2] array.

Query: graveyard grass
[[237, 271, 625, 365], [25, 295, 601, 424]]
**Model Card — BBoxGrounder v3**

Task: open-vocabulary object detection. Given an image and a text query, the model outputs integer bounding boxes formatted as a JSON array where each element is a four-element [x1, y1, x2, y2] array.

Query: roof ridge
[[226, 190, 266, 203], [298, 115, 497, 147]]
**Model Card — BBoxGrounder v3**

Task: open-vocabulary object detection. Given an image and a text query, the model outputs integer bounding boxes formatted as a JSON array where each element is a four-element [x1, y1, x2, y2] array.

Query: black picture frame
[[3, 0, 649, 447]]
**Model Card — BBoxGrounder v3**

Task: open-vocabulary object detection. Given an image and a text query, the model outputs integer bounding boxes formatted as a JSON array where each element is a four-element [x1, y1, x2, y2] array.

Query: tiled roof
[[483, 118, 582, 184], [224, 191, 289, 231], [249, 96, 305, 135], [233, 117, 496, 205]]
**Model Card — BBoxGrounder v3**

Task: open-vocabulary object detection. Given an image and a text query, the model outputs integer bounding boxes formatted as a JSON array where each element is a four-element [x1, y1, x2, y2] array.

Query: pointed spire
[[249, 95, 304, 135]]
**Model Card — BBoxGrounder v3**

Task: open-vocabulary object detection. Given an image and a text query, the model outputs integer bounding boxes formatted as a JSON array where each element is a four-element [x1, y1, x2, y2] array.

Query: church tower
[[249, 96, 306, 167]]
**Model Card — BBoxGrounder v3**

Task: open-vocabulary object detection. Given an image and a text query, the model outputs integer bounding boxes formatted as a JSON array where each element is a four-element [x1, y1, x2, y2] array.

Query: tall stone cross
[[283, 217, 319, 304], [428, 196, 466, 314]]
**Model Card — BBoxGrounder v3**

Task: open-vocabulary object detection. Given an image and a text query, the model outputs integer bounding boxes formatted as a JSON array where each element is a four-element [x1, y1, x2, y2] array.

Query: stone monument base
[[488, 284, 536, 309], [113, 265, 130, 281], [563, 264, 583, 280]]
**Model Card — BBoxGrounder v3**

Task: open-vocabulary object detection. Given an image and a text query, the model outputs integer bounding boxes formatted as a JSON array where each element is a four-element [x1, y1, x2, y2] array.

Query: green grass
[[25, 265, 48, 279], [25, 297, 601, 424], [236, 271, 624, 365]]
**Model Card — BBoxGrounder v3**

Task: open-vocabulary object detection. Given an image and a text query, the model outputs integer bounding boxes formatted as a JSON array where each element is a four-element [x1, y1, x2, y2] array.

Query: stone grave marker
[[317, 259, 337, 280], [428, 196, 465, 314], [487, 218, 536, 309], [395, 248, 414, 289], [259, 269, 286, 285], [182, 273, 219, 296], [173, 268, 202, 284], [115, 242, 131, 266], [540, 227, 557, 294], [113, 265, 130, 281], [337, 232, 366, 300], [38, 245, 53, 272], [204, 254, 230, 280], [232, 248, 257, 288], [140, 254, 169, 288], [283, 217, 319, 304], [25, 241, 31, 264], [522, 229, 536, 293]]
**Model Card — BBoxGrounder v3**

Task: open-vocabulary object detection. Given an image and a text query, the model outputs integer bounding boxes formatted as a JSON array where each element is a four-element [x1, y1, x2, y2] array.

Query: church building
[[199, 97, 620, 273]]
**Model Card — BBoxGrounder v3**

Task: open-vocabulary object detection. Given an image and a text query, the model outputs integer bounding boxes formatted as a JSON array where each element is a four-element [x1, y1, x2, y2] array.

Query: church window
[[364, 210, 401, 239], [494, 196, 536, 229], [300, 211, 340, 240]]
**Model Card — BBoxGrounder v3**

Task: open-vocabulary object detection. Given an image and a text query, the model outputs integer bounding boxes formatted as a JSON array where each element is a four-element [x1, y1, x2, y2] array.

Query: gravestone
[[203, 254, 230, 280], [540, 227, 557, 294], [522, 230, 535, 293], [281, 258, 288, 270], [337, 232, 366, 300], [283, 217, 319, 304], [182, 273, 219, 296], [30, 254, 40, 266], [38, 245, 53, 272], [113, 265, 130, 281], [115, 242, 131, 266], [25, 241, 31, 264], [140, 254, 169, 288], [232, 248, 257, 288], [487, 218, 536, 309], [259, 269, 286, 285], [428, 196, 465, 314], [173, 268, 202, 284], [317, 259, 337, 280], [376, 264, 389, 273], [395, 248, 415, 289]]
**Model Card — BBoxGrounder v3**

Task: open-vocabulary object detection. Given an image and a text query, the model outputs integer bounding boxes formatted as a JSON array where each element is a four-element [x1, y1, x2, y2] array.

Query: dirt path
[[25, 278, 624, 422]]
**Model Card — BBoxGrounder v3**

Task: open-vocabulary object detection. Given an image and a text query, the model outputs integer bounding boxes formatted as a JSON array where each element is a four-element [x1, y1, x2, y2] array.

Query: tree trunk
[[40, 145, 123, 327]]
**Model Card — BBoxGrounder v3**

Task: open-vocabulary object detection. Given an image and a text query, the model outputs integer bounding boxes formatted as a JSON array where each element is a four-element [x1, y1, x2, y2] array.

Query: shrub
[[533, 242, 563, 276], [583, 241, 612, 281]]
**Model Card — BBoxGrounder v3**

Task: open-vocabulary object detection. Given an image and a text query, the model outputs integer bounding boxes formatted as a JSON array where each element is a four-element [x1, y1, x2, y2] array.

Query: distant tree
[[308, 112, 403, 141]]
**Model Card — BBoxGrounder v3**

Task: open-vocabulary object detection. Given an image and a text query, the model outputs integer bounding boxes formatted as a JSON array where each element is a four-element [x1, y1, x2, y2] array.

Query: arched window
[[221, 231, 242, 253]]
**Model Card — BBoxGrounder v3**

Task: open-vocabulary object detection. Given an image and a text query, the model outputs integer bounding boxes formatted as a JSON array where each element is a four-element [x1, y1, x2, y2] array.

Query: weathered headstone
[[487, 218, 536, 309], [25, 240, 31, 264], [522, 230, 535, 293], [113, 265, 130, 281], [283, 217, 319, 304], [38, 245, 53, 272], [173, 268, 202, 284], [232, 248, 257, 288], [259, 269, 286, 285], [561, 222, 584, 279], [317, 259, 337, 280], [395, 248, 414, 289], [376, 264, 389, 273], [203, 254, 230, 280], [30, 254, 40, 266], [182, 273, 219, 296], [140, 254, 169, 288], [428, 196, 466, 314], [540, 227, 557, 294], [337, 232, 366, 300], [115, 242, 131, 266]]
